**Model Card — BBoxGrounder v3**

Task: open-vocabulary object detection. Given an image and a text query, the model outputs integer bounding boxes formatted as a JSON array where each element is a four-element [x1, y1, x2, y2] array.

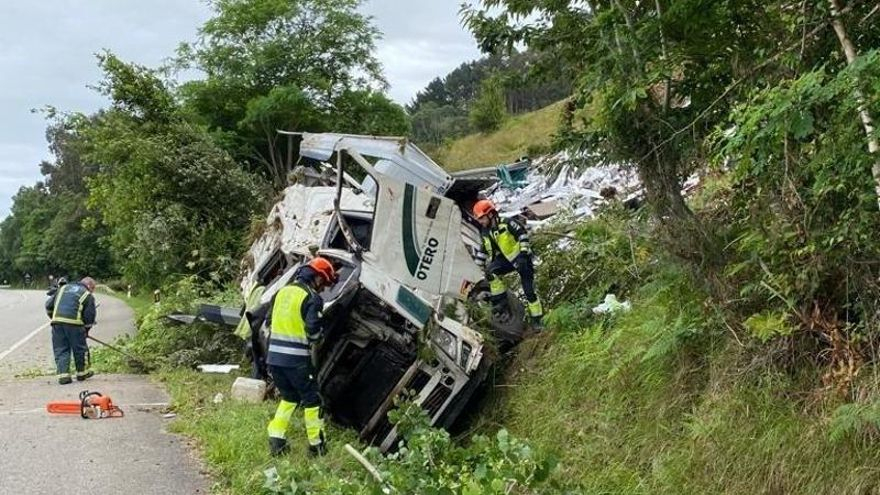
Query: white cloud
[[0, 1, 482, 218], [361, 0, 482, 104]]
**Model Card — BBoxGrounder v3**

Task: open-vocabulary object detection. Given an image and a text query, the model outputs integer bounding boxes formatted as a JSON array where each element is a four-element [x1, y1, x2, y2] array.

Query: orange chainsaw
[[46, 390, 125, 419]]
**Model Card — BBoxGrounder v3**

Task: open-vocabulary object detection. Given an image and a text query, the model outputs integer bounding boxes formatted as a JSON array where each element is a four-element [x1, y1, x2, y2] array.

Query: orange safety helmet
[[308, 257, 337, 283], [472, 199, 497, 219]]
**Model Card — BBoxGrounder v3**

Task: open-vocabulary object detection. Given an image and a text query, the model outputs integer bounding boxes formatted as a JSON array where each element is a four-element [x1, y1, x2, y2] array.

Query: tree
[[80, 53, 264, 287], [330, 89, 410, 136], [238, 85, 326, 188], [462, 1, 804, 264], [177, 0, 391, 186], [179, 0, 384, 101], [469, 75, 507, 132], [410, 103, 469, 145], [826, 0, 880, 208]]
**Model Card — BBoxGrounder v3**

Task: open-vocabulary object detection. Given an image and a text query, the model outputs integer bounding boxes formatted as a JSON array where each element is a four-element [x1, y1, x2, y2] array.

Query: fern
[[829, 403, 880, 443]]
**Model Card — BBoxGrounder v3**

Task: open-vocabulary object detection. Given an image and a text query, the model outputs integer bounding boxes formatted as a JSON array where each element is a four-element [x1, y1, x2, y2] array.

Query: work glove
[[307, 329, 324, 344]]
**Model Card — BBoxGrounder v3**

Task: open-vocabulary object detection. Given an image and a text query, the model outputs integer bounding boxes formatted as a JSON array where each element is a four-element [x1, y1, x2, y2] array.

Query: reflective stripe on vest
[[51, 285, 89, 326], [268, 285, 312, 362], [483, 222, 521, 262]]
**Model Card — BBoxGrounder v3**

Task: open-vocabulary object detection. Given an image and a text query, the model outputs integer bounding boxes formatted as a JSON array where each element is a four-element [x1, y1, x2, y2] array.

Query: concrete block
[[230, 377, 266, 403]]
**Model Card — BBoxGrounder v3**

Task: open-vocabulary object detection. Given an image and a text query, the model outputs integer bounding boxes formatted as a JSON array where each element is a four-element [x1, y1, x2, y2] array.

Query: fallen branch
[[344, 443, 391, 493]]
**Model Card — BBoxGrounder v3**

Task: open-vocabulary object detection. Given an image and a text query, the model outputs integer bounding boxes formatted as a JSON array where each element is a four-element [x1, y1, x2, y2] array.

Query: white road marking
[[0, 322, 50, 362]]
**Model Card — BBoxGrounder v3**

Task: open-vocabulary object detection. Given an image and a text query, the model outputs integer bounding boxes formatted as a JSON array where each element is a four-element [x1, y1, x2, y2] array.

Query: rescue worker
[[45, 276, 96, 385], [473, 199, 544, 329], [265, 257, 337, 457], [46, 276, 67, 297]]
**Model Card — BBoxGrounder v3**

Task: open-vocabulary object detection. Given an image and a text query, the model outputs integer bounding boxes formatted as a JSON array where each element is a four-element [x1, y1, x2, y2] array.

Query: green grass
[[478, 261, 880, 494], [159, 369, 369, 494], [111, 291, 154, 318], [88, 290, 154, 373], [430, 101, 565, 172]]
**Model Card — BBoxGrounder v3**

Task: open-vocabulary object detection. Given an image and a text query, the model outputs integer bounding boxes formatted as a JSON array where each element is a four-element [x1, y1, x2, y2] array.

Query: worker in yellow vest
[[473, 199, 544, 329], [45, 277, 96, 384], [265, 257, 337, 457]]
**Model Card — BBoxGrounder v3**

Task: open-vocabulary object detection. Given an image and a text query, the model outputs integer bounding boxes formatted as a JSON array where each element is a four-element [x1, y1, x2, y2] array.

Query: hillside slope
[[473, 207, 880, 494], [429, 101, 565, 172]]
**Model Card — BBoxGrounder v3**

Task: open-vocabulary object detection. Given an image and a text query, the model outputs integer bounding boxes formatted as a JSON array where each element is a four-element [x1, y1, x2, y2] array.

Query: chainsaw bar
[[46, 390, 125, 419]]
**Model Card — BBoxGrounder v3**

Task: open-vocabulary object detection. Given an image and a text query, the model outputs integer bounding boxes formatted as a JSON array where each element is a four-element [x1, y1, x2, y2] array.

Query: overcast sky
[[0, 1, 481, 219]]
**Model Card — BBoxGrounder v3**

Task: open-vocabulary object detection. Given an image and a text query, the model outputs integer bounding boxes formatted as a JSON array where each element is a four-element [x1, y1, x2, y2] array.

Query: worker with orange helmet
[[265, 256, 337, 457], [473, 199, 544, 329]]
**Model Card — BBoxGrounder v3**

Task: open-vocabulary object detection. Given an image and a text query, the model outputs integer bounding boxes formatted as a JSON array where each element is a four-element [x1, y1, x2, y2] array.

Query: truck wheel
[[468, 281, 527, 348]]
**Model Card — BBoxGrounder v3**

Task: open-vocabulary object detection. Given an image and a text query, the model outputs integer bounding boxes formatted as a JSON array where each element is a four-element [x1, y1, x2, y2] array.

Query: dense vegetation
[[0, 0, 409, 288], [408, 50, 571, 143], [5, 0, 880, 493]]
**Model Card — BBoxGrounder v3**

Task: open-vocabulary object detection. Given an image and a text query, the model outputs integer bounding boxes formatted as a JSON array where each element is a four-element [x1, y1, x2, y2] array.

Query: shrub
[[263, 399, 556, 494]]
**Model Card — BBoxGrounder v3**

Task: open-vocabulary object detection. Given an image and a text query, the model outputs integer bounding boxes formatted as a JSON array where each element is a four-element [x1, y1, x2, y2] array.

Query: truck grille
[[422, 383, 453, 419]]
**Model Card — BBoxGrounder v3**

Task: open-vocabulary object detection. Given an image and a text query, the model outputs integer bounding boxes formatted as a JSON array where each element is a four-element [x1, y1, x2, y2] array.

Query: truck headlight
[[460, 342, 472, 369], [433, 329, 457, 362]]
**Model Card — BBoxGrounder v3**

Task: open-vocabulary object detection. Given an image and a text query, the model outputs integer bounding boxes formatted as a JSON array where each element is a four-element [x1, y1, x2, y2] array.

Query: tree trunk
[[828, 0, 880, 209], [611, 0, 644, 72]]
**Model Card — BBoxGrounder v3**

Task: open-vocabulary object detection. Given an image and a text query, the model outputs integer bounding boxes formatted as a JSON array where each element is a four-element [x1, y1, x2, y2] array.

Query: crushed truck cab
[[239, 133, 526, 451]]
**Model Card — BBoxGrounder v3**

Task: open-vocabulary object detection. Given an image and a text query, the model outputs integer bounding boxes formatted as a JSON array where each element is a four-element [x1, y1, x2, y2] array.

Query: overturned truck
[[235, 133, 527, 451]]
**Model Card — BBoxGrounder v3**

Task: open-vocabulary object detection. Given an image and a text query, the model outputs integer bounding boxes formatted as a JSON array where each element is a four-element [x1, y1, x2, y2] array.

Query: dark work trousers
[[487, 252, 538, 303], [269, 360, 321, 408], [51, 323, 88, 375]]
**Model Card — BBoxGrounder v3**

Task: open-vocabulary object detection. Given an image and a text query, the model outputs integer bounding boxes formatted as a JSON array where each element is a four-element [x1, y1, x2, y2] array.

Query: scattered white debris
[[488, 152, 642, 223], [212, 393, 224, 404], [196, 364, 241, 374], [162, 412, 177, 419], [592, 294, 632, 315]]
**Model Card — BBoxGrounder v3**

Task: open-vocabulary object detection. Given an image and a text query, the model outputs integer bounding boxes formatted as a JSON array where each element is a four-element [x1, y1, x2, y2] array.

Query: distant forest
[[407, 51, 571, 144]]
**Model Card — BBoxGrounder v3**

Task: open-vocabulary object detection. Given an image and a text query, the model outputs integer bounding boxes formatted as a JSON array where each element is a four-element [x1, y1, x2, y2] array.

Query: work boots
[[308, 441, 328, 457], [530, 315, 545, 332], [58, 375, 72, 385], [308, 431, 328, 457], [268, 437, 290, 457], [76, 370, 94, 381]]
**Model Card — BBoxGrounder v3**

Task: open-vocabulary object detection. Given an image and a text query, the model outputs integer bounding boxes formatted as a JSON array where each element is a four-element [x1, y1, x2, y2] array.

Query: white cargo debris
[[196, 364, 240, 374], [592, 294, 632, 315], [487, 151, 642, 222]]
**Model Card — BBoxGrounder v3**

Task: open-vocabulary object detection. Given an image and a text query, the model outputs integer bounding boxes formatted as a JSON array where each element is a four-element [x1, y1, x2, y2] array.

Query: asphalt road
[[0, 288, 208, 494], [0, 289, 134, 378]]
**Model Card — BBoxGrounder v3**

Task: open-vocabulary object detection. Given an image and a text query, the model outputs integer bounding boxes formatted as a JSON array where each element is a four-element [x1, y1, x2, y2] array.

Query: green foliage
[[81, 53, 265, 288], [410, 103, 470, 146], [240, 85, 325, 139], [829, 402, 880, 443], [97, 277, 244, 372], [180, 0, 384, 100], [533, 207, 651, 309], [263, 399, 555, 495], [177, 0, 403, 187], [432, 101, 563, 171], [469, 76, 508, 133], [408, 50, 570, 145], [717, 51, 880, 343], [461, 0, 879, 264], [330, 89, 410, 136], [482, 234, 880, 493], [743, 311, 796, 343]]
